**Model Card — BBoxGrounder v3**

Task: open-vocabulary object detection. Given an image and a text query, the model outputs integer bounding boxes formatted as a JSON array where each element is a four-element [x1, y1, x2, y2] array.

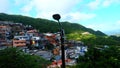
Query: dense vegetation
[[0, 13, 106, 36], [0, 13, 120, 45], [0, 13, 120, 68], [0, 47, 50, 68], [76, 45, 120, 68], [67, 32, 120, 46]]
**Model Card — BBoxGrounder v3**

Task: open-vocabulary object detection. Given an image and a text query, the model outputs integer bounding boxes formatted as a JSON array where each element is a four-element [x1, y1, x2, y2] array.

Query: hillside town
[[0, 21, 88, 67]]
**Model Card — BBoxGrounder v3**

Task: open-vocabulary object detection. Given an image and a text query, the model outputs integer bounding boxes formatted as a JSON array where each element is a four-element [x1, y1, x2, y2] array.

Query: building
[[12, 40, 26, 47], [0, 25, 11, 45], [44, 33, 60, 46]]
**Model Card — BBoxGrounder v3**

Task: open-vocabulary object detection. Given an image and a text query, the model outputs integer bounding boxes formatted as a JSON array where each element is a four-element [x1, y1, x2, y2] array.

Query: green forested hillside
[[0, 13, 106, 36], [1, 13, 120, 45]]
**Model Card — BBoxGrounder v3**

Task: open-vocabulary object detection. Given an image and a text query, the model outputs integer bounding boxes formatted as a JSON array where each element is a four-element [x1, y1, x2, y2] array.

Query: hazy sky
[[0, 0, 120, 35]]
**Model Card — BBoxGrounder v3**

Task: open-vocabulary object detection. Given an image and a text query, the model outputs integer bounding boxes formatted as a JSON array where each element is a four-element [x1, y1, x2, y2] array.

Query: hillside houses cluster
[[0, 21, 88, 67], [0, 21, 61, 48]]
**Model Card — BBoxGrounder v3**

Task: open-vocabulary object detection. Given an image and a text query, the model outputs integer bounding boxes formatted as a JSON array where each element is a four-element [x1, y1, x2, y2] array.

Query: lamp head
[[52, 14, 61, 21]]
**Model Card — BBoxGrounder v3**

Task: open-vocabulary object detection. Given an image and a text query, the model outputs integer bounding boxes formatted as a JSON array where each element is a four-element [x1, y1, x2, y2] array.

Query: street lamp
[[52, 14, 65, 68]]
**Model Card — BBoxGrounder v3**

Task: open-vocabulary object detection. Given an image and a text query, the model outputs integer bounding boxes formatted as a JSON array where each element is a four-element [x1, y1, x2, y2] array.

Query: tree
[[76, 45, 120, 68], [0, 13, 106, 36], [0, 47, 51, 68]]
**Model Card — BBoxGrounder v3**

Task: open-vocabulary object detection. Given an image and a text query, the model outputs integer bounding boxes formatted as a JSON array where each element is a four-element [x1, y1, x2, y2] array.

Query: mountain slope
[[0, 13, 106, 36]]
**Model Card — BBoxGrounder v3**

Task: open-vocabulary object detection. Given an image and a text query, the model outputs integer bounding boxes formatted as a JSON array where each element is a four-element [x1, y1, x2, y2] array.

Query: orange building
[[0, 26, 7, 36], [0, 25, 10, 45], [45, 34, 58, 46], [48, 59, 72, 68], [13, 40, 26, 47], [52, 48, 60, 55]]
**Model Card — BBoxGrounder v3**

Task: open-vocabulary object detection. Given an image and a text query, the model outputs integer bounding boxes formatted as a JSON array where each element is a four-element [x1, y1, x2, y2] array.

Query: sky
[[0, 0, 120, 35]]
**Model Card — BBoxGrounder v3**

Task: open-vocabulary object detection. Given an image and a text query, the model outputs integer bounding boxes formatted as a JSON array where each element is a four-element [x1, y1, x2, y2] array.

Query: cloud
[[102, 0, 120, 7], [102, 0, 113, 7], [33, 0, 80, 12], [87, 0, 101, 10], [0, 0, 10, 12], [21, 0, 80, 14], [86, 24, 107, 31], [0, 0, 96, 23], [116, 20, 120, 25], [14, 0, 31, 6], [87, 0, 120, 10], [62, 12, 96, 22], [30, 0, 80, 18], [21, 1, 34, 14], [86, 20, 120, 33], [20, 0, 96, 22]]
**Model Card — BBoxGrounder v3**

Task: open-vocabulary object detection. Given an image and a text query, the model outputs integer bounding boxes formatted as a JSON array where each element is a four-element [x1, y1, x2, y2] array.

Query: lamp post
[[52, 14, 65, 68]]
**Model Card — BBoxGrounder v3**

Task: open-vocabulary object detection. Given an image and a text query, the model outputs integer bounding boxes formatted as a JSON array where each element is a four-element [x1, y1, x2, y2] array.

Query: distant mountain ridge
[[0, 13, 106, 36], [112, 33, 120, 36]]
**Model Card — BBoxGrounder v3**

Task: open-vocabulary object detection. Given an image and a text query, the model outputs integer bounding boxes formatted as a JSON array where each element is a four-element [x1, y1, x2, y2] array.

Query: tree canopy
[[76, 45, 120, 68], [0, 47, 50, 68], [67, 32, 120, 46], [1, 13, 120, 45], [0, 13, 106, 36]]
